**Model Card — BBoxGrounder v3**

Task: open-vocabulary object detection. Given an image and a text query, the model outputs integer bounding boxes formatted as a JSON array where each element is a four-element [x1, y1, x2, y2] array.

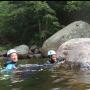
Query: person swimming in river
[[46, 50, 65, 64], [1, 49, 18, 73]]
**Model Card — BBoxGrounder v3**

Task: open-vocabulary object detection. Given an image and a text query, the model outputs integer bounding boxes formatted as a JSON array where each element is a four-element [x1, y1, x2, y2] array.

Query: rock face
[[56, 38, 90, 69], [30, 45, 37, 53], [14, 45, 29, 59], [42, 21, 90, 56]]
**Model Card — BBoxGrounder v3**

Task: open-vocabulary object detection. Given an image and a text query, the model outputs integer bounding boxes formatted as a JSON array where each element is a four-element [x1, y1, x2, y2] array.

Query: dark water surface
[[0, 58, 90, 90]]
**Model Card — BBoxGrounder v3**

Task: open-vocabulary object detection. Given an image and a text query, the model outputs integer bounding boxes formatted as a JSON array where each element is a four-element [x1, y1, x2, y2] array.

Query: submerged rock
[[52, 78, 65, 83]]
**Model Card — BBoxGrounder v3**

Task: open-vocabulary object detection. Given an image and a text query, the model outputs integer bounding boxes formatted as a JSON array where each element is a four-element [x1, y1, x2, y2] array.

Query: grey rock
[[56, 38, 90, 70], [42, 21, 90, 56], [14, 44, 29, 59]]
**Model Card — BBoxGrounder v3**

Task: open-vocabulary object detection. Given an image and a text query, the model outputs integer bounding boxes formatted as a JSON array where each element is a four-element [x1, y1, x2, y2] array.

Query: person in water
[[2, 49, 18, 73], [46, 50, 65, 64]]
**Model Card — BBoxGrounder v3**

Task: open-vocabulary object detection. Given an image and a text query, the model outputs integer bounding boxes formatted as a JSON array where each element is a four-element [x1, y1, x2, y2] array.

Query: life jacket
[[4, 60, 16, 67], [3, 60, 17, 72]]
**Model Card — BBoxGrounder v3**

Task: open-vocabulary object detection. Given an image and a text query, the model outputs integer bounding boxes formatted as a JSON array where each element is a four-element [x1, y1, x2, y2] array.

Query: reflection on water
[[75, 70, 90, 84], [0, 58, 90, 90]]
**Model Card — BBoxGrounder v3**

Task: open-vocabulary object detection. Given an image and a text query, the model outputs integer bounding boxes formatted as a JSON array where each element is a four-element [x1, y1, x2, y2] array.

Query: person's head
[[48, 50, 57, 61], [7, 49, 18, 62]]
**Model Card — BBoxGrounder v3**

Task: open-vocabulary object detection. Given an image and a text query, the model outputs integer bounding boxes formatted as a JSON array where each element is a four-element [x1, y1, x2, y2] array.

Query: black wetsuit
[[46, 56, 65, 64]]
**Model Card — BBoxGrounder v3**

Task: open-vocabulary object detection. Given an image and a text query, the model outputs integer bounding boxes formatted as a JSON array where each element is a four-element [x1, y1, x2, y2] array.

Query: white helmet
[[48, 50, 56, 56], [7, 49, 17, 56]]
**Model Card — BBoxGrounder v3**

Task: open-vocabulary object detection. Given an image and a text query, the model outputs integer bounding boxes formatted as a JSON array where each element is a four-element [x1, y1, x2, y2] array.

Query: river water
[[0, 58, 90, 90]]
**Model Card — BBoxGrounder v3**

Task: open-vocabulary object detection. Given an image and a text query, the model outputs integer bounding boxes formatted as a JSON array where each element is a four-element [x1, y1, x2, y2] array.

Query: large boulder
[[42, 21, 90, 56], [56, 38, 90, 70], [14, 45, 29, 59]]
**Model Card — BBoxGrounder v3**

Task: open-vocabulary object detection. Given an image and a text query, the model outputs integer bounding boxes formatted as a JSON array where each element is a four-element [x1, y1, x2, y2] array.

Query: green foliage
[[0, 1, 90, 47], [0, 1, 60, 46], [0, 43, 14, 51], [64, 1, 81, 12], [64, 1, 90, 12], [0, 47, 6, 51]]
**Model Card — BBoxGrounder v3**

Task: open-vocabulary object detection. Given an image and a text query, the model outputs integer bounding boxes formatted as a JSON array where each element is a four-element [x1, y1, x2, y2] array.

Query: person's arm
[[57, 56, 65, 62], [56, 56, 65, 64]]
